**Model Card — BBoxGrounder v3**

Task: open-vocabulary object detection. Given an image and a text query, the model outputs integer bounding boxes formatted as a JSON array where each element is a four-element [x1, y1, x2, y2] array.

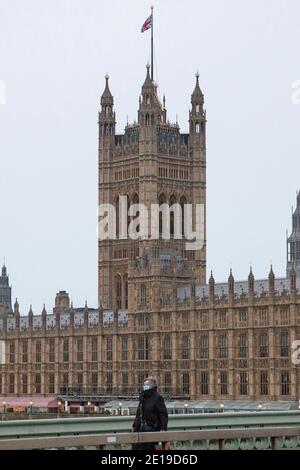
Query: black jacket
[[133, 388, 168, 432]]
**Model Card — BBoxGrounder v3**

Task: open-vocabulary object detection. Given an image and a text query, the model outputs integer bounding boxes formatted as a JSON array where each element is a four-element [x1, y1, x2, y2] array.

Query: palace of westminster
[[1, 64, 300, 401]]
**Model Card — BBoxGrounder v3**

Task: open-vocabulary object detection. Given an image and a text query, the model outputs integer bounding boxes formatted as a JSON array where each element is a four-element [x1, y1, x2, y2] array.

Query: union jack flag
[[141, 14, 152, 33]]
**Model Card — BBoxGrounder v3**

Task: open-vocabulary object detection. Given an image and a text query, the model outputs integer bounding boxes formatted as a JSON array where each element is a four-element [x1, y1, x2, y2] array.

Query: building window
[[49, 373, 55, 394], [259, 308, 268, 326], [9, 343, 15, 364], [91, 373, 98, 392], [238, 334, 247, 358], [181, 335, 190, 360], [199, 334, 209, 359], [239, 309, 248, 323], [195, 122, 200, 133], [137, 336, 149, 361], [77, 338, 83, 362], [260, 371, 269, 395], [122, 373, 129, 393], [182, 372, 190, 395], [219, 372, 228, 395], [163, 335, 172, 360], [124, 274, 128, 309], [107, 337, 113, 361], [239, 372, 248, 395], [63, 339, 69, 362], [62, 373, 68, 389], [115, 275, 122, 309], [280, 331, 289, 358], [9, 373, 14, 394], [49, 338, 55, 363], [140, 284, 146, 306], [182, 312, 189, 329], [21, 340, 28, 363], [164, 372, 172, 394], [21, 374, 28, 394], [259, 333, 269, 357], [34, 374, 41, 394], [200, 371, 209, 395], [138, 313, 149, 328], [121, 336, 128, 361], [218, 334, 228, 358], [35, 340, 41, 363], [106, 372, 113, 393], [163, 313, 171, 330], [281, 371, 290, 395], [91, 337, 98, 362], [77, 373, 83, 390]]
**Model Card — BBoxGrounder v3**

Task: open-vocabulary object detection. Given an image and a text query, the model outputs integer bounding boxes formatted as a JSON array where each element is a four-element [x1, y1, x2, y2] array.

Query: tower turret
[[287, 191, 300, 278], [0, 263, 12, 313], [99, 74, 116, 159]]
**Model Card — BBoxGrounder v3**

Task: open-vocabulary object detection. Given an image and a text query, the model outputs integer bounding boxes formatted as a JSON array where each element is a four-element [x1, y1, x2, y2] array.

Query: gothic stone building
[[0, 68, 300, 401]]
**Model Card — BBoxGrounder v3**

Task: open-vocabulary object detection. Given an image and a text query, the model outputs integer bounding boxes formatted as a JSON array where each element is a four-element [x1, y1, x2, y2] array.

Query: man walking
[[132, 376, 168, 450]]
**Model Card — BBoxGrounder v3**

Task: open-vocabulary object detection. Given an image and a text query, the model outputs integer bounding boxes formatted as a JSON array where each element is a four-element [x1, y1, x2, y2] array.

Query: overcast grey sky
[[0, 0, 299, 313]]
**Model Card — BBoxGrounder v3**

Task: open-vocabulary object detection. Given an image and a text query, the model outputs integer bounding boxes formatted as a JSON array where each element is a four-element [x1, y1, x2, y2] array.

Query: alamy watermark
[[292, 341, 300, 365], [0, 80, 7, 105], [98, 197, 205, 251]]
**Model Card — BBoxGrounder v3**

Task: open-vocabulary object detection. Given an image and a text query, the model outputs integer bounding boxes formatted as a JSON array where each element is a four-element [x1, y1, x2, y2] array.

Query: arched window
[[146, 95, 150, 105], [145, 113, 150, 125], [170, 195, 177, 236], [180, 196, 187, 237], [196, 104, 200, 113], [124, 274, 128, 309], [151, 114, 155, 125], [159, 193, 166, 236], [141, 284, 146, 306], [132, 193, 140, 233], [115, 275, 122, 310], [259, 333, 268, 357], [116, 196, 120, 238], [195, 122, 200, 133], [163, 335, 172, 360]]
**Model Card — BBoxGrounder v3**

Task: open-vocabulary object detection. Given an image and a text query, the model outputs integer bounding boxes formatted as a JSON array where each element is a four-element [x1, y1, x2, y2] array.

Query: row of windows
[[114, 168, 139, 181], [8, 338, 99, 364], [158, 167, 189, 180]]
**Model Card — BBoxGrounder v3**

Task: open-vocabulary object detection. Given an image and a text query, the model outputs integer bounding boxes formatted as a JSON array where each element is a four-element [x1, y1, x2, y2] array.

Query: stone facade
[[0, 68, 299, 401]]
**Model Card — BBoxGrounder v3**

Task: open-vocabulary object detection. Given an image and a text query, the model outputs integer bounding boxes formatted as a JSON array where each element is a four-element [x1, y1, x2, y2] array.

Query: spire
[[42, 304, 47, 316], [191, 71, 203, 103], [228, 269, 234, 296], [28, 304, 33, 317], [268, 265, 275, 294], [142, 63, 153, 89], [209, 270, 215, 299], [2, 264, 6, 277], [248, 267, 254, 294], [14, 298, 19, 315], [101, 74, 113, 104]]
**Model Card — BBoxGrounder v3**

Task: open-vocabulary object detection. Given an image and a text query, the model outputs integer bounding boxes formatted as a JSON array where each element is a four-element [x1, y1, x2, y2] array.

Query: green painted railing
[[0, 411, 300, 440]]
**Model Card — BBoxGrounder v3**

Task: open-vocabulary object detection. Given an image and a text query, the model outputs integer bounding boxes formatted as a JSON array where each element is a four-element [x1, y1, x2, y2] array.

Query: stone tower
[[0, 264, 12, 313], [98, 66, 206, 311], [287, 191, 300, 278]]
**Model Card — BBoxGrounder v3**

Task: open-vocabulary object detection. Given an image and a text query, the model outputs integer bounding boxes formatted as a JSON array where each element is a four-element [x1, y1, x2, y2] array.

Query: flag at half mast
[[141, 14, 152, 33]]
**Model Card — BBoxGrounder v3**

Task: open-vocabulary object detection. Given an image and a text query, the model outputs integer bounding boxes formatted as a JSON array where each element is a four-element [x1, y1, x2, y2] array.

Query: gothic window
[[91, 337, 98, 362], [280, 331, 289, 357], [21, 340, 28, 363], [35, 340, 41, 363], [146, 95, 150, 105], [151, 113, 154, 125], [239, 372, 248, 395], [140, 284, 146, 306], [199, 334, 209, 359], [260, 371, 268, 395], [181, 334, 190, 360], [182, 372, 190, 395], [115, 275, 122, 309], [137, 336, 149, 360], [195, 122, 200, 133], [258, 332, 268, 357], [63, 339, 69, 362], [121, 336, 128, 361], [124, 274, 128, 309], [163, 335, 172, 360], [196, 104, 200, 113], [164, 372, 172, 394], [145, 113, 150, 125], [281, 371, 290, 395], [77, 338, 83, 362], [170, 194, 177, 236], [49, 339, 55, 363], [9, 342, 15, 364], [21, 374, 28, 394], [200, 371, 209, 395], [218, 334, 228, 358], [34, 374, 41, 394], [107, 337, 113, 361], [9, 373, 14, 394], [159, 193, 166, 235], [180, 196, 187, 237], [49, 374, 55, 394], [238, 333, 247, 358], [219, 371, 228, 395]]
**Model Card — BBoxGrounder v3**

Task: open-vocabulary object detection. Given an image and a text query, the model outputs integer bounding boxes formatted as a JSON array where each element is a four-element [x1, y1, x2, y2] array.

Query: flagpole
[[151, 5, 154, 81]]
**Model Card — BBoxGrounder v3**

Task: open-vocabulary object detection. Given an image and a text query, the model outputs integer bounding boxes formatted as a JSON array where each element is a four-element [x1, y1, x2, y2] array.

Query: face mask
[[143, 384, 151, 392]]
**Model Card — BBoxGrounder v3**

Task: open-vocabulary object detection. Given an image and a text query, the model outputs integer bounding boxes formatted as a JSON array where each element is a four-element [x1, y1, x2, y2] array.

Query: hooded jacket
[[132, 387, 168, 432]]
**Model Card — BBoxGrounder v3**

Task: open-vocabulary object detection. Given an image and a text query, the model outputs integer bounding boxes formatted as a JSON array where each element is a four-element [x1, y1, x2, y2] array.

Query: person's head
[[142, 376, 157, 392]]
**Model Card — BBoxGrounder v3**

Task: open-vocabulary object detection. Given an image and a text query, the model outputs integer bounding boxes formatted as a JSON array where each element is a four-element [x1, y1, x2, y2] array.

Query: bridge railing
[[0, 426, 300, 450]]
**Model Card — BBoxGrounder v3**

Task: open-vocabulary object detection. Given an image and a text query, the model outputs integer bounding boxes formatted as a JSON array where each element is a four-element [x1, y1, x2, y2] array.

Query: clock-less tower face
[[98, 67, 206, 312]]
